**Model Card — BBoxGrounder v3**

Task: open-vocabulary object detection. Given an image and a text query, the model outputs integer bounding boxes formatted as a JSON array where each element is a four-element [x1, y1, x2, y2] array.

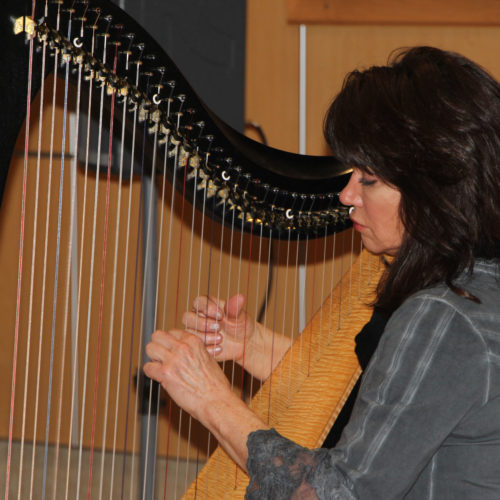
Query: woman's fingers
[[193, 295, 225, 319], [146, 329, 221, 364], [182, 310, 221, 333], [224, 293, 245, 320], [149, 328, 184, 348], [144, 328, 233, 422], [182, 295, 224, 333]]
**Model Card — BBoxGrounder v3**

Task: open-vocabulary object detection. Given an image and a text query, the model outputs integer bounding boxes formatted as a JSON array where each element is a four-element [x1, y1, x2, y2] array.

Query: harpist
[[144, 46, 500, 499]]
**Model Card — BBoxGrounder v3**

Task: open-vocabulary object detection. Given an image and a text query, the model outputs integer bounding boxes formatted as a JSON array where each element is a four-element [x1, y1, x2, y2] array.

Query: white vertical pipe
[[299, 25, 307, 157], [69, 112, 80, 447], [298, 24, 307, 333]]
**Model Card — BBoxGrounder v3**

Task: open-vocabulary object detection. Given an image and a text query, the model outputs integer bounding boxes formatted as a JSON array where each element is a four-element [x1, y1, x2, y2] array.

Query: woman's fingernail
[[213, 346, 222, 354], [210, 323, 220, 331]]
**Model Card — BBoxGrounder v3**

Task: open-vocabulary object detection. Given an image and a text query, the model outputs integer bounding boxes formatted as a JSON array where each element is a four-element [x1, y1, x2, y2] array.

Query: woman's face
[[339, 168, 404, 256]]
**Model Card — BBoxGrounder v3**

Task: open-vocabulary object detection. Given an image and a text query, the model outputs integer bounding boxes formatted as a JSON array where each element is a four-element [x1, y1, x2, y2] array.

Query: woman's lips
[[351, 218, 365, 231]]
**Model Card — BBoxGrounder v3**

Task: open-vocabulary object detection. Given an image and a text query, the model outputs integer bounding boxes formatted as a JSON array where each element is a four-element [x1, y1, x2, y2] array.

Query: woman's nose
[[339, 172, 358, 207]]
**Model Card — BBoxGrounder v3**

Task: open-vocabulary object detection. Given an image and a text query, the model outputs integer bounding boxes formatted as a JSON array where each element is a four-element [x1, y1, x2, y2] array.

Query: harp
[[1, 1, 381, 498]]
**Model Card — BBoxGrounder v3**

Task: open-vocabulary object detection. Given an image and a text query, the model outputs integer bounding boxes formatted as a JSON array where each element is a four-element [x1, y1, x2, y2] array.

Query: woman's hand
[[182, 293, 254, 365], [143, 328, 269, 470], [144, 329, 234, 423], [182, 293, 292, 381]]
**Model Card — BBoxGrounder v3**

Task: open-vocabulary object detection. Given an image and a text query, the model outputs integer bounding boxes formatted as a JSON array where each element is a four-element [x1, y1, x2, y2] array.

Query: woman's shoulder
[[386, 258, 500, 351], [407, 258, 500, 312]]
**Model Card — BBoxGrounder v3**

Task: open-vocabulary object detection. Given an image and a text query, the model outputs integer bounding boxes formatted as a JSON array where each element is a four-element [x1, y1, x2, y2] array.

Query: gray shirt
[[246, 259, 500, 499]]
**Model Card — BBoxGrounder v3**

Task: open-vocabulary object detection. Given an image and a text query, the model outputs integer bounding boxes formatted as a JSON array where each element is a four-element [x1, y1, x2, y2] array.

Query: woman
[[143, 47, 500, 498]]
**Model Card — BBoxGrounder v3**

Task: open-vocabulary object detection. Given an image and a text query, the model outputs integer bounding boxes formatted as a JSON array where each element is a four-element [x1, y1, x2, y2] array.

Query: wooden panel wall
[[287, 0, 500, 25], [245, 1, 500, 158]]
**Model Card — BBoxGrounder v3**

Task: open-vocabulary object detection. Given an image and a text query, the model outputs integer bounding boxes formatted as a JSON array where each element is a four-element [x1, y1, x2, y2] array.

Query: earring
[[349, 206, 355, 215]]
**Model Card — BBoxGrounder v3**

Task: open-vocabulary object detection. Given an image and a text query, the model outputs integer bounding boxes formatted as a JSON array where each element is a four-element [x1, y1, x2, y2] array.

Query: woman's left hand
[[143, 329, 233, 423], [143, 328, 269, 471]]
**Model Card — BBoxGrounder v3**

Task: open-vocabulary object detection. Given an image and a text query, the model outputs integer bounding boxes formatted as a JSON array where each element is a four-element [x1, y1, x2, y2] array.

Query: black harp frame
[[1, 0, 352, 239]]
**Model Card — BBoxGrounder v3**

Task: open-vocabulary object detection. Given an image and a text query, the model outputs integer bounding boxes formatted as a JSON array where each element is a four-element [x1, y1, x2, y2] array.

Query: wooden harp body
[[0, 1, 380, 498]]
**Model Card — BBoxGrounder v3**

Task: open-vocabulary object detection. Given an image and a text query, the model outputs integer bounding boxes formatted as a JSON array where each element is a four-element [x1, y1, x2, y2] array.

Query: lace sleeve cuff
[[246, 428, 330, 499]]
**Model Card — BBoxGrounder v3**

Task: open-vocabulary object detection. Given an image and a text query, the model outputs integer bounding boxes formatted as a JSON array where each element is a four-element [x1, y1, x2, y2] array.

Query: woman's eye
[[360, 177, 376, 186]]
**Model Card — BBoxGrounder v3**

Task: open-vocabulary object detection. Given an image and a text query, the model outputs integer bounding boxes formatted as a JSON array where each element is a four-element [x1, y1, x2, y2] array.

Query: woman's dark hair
[[324, 46, 500, 311]]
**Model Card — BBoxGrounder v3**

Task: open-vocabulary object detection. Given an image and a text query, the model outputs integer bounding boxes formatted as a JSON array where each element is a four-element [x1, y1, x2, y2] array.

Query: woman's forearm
[[238, 323, 292, 381], [203, 392, 270, 472]]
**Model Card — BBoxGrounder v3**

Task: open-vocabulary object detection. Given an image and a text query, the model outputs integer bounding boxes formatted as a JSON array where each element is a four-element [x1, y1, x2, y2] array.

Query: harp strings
[[93, 41, 123, 500], [33, 11, 64, 499], [6, 5, 37, 498], [48, 10, 79, 498], [100, 66, 132, 500], [75, 18, 108, 498], [18, 22, 48, 500], [3, 3, 368, 499]]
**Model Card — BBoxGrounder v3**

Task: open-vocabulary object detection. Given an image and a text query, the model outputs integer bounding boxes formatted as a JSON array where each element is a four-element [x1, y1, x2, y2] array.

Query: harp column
[[139, 175, 160, 500]]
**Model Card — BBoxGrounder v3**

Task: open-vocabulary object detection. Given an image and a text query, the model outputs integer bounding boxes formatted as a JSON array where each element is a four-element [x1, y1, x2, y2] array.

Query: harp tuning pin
[[158, 124, 170, 144], [242, 173, 253, 189], [123, 32, 135, 45], [189, 154, 201, 169], [222, 157, 233, 168], [155, 66, 166, 84], [217, 186, 229, 200], [194, 121, 206, 139], [150, 108, 161, 124], [61, 51, 72, 64], [100, 14, 113, 33], [111, 23, 124, 42], [185, 108, 196, 124], [206, 179, 218, 198], [132, 42, 145, 64], [169, 136, 181, 147], [201, 134, 214, 154], [187, 169, 198, 182], [13, 16, 36, 37], [197, 179, 208, 191], [177, 146, 190, 168], [118, 83, 129, 96]]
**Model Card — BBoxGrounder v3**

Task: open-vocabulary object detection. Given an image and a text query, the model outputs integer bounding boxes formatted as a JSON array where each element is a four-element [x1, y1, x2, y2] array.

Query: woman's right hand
[[182, 293, 255, 364]]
